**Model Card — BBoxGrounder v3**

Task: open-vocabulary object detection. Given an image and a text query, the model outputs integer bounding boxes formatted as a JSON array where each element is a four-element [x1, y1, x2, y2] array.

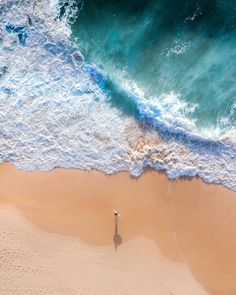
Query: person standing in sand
[[113, 209, 121, 217], [113, 209, 122, 251]]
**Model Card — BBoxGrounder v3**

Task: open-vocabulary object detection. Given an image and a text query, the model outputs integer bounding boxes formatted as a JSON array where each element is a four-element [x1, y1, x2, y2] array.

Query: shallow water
[[0, 0, 235, 191]]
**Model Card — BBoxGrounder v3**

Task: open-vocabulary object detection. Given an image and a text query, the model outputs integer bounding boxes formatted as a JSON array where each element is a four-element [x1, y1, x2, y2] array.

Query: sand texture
[[0, 163, 235, 295]]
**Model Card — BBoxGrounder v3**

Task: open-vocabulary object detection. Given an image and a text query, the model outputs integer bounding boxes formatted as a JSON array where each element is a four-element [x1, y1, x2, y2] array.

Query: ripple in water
[[0, 0, 235, 191]]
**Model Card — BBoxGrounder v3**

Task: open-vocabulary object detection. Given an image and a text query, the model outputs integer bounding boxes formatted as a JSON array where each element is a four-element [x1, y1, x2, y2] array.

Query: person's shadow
[[113, 214, 122, 251]]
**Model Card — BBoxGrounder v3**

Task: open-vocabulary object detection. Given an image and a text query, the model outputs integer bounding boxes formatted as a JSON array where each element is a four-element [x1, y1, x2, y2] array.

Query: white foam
[[0, 0, 235, 192], [0, 0, 136, 172], [165, 41, 192, 57]]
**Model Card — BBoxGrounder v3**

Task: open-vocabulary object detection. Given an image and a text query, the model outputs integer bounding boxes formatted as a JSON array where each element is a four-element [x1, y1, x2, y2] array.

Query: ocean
[[0, 0, 235, 190]]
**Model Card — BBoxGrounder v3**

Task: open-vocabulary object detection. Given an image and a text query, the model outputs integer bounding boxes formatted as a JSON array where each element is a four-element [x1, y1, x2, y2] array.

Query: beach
[[0, 163, 235, 295], [1, 1, 236, 294]]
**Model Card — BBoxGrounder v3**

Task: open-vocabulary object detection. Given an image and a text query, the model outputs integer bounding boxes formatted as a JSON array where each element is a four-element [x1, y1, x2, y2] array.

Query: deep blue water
[[0, 0, 235, 191], [72, 0, 236, 138]]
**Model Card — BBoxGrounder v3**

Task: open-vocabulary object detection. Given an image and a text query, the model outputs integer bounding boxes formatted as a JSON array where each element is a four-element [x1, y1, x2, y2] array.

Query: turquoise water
[[0, 0, 235, 190], [72, 0, 236, 137]]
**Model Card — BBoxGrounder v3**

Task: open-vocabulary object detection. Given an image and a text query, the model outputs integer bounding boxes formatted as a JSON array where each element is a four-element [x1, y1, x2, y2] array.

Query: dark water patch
[[0, 66, 7, 78], [5, 24, 28, 46], [72, 0, 236, 135], [104, 78, 140, 118]]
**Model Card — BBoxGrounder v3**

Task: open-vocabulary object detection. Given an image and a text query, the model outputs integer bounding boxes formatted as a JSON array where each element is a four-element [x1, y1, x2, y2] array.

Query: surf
[[0, 0, 235, 191], [72, 0, 236, 140]]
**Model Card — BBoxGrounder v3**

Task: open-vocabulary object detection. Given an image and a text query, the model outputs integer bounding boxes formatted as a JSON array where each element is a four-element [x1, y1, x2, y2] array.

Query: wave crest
[[0, 0, 235, 191]]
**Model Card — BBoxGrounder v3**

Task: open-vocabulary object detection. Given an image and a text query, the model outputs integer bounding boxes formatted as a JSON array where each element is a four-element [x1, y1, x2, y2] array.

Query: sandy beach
[[0, 163, 236, 295]]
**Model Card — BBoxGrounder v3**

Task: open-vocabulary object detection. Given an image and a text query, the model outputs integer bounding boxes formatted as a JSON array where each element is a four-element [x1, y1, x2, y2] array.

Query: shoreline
[[0, 162, 236, 294]]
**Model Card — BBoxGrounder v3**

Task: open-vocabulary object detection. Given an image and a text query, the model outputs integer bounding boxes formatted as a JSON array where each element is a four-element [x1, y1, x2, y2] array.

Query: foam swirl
[[0, 0, 235, 191]]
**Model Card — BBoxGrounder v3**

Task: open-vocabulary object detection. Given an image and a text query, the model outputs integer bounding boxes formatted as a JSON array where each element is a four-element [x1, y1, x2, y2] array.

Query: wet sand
[[0, 162, 235, 295]]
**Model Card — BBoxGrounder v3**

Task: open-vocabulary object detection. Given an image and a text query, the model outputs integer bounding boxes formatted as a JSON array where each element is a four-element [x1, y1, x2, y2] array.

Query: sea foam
[[0, 0, 235, 191]]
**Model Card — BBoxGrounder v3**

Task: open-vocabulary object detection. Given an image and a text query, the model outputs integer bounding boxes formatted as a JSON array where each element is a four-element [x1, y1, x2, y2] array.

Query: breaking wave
[[0, 0, 235, 191]]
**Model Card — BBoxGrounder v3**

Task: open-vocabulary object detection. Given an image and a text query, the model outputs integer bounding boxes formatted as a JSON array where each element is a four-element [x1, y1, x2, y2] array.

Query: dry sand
[[0, 163, 235, 295]]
